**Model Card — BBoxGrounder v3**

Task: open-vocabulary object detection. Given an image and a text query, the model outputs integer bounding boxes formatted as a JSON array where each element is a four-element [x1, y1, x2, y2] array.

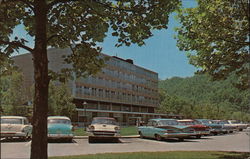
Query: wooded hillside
[[158, 75, 250, 121]]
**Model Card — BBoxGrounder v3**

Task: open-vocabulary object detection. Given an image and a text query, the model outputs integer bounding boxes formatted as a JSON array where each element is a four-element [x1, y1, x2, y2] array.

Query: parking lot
[[1, 131, 249, 159]]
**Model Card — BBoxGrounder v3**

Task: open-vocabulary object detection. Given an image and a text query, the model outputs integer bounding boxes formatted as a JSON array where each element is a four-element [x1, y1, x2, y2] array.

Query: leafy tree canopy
[[0, 0, 180, 80], [176, 0, 249, 90], [48, 82, 75, 118], [0, 1, 180, 158]]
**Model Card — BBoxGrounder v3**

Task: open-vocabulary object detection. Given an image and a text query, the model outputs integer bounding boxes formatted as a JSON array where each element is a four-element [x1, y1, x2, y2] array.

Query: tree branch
[[1, 0, 34, 11], [0, 40, 33, 52], [47, 0, 80, 10]]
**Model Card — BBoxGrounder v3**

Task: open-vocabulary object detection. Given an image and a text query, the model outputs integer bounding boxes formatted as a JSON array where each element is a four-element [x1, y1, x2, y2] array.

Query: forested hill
[[158, 75, 250, 121]]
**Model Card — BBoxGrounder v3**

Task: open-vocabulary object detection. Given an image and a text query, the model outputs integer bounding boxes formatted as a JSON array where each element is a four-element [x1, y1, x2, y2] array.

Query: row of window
[[106, 57, 158, 79], [78, 104, 150, 113], [75, 85, 158, 105], [81, 76, 158, 96], [102, 68, 157, 87]]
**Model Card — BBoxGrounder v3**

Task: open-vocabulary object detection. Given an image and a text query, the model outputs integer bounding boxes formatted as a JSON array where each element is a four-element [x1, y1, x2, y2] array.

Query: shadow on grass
[[215, 152, 250, 159]]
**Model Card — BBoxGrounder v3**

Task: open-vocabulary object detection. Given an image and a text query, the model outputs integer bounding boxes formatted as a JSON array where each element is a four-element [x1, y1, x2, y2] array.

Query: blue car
[[47, 116, 74, 142], [138, 119, 196, 141], [196, 119, 223, 135]]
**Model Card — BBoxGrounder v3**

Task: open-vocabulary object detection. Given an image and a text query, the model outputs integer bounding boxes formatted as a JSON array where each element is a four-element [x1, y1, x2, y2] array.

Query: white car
[[0, 116, 32, 140], [227, 120, 248, 131], [87, 117, 120, 143]]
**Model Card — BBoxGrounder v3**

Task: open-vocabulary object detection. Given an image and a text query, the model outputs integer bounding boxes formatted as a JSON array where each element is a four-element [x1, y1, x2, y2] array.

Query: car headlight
[[89, 125, 95, 131], [114, 127, 120, 131]]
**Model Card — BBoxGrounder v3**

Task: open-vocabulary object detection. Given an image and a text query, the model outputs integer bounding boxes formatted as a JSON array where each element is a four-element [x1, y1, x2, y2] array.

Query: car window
[[91, 118, 117, 125], [24, 118, 29, 125], [48, 119, 71, 124], [158, 120, 178, 126], [1, 118, 23, 124], [147, 121, 153, 126]]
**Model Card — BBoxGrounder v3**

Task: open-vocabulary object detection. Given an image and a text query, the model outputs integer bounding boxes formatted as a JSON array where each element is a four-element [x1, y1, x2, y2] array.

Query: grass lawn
[[73, 128, 87, 136], [120, 126, 138, 136], [49, 151, 249, 159], [73, 126, 138, 136]]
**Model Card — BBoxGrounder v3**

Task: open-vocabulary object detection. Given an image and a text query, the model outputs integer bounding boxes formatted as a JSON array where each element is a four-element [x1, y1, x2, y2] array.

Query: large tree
[[0, 0, 180, 158], [176, 0, 249, 89]]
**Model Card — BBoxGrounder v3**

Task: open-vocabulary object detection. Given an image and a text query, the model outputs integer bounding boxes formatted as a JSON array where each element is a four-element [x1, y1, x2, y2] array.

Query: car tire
[[155, 134, 162, 141], [88, 137, 95, 143], [178, 138, 184, 142], [139, 132, 144, 139], [196, 135, 201, 139]]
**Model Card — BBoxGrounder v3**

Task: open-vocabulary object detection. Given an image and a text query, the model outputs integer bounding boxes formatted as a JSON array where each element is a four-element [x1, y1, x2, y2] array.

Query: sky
[[13, 0, 197, 80]]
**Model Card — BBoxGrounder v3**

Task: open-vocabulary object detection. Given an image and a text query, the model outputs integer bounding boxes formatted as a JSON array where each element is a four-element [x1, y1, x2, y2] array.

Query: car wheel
[[155, 134, 162, 141], [66, 138, 73, 143], [139, 132, 144, 138], [196, 135, 201, 139], [88, 137, 95, 143], [178, 138, 184, 142]]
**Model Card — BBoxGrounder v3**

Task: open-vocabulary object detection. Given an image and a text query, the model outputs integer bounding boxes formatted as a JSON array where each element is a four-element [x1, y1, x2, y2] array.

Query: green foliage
[[0, 70, 30, 116], [48, 82, 76, 118], [0, 1, 181, 158], [176, 0, 250, 89], [0, 0, 181, 81], [158, 74, 250, 121]]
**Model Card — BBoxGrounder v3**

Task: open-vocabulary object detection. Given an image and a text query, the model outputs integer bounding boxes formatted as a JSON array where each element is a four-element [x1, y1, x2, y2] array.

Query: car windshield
[[158, 120, 178, 126], [92, 118, 117, 125], [48, 119, 71, 124], [179, 121, 195, 125], [218, 121, 229, 124], [1, 118, 23, 124], [230, 120, 239, 124], [198, 120, 210, 124]]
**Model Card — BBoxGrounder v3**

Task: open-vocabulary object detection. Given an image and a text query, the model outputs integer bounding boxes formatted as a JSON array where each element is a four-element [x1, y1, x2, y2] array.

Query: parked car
[[87, 117, 120, 143], [138, 119, 196, 141], [47, 116, 74, 142], [196, 119, 223, 135], [212, 120, 236, 133], [177, 119, 210, 138], [227, 120, 248, 131], [0, 116, 32, 141]]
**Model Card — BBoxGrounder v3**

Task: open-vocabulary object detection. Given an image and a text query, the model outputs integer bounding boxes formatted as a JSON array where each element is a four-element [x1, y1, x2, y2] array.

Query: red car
[[177, 119, 211, 138]]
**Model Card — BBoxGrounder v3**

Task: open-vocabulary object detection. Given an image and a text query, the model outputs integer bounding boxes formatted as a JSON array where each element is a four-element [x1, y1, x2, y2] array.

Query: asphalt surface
[[1, 132, 249, 159]]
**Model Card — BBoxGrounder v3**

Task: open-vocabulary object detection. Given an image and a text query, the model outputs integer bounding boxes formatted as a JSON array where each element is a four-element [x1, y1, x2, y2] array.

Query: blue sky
[[100, 1, 197, 80], [14, 1, 196, 80]]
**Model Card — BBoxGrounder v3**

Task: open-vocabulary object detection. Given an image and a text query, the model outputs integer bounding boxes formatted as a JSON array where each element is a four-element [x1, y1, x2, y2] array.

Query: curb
[[73, 135, 139, 139]]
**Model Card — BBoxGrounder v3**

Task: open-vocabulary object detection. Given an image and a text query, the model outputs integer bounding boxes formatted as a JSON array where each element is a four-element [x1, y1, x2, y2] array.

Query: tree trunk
[[30, 0, 48, 159]]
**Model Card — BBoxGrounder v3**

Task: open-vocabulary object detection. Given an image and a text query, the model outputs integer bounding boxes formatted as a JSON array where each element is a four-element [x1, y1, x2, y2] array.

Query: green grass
[[73, 126, 138, 136], [120, 126, 138, 136], [73, 128, 87, 136], [49, 151, 249, 159]]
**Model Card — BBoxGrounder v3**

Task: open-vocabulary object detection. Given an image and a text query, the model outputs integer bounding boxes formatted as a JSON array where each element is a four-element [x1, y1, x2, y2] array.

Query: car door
[[141, 120, 153, 137], [147, 121, 158, 138]]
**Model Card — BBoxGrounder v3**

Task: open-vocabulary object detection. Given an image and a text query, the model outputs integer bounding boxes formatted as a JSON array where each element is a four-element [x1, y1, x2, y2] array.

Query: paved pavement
[[1, 132, 249, 159]]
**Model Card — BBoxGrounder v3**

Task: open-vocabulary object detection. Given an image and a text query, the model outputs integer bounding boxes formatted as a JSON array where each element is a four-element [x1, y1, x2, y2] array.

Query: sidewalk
[[73, 135, 139, 139]]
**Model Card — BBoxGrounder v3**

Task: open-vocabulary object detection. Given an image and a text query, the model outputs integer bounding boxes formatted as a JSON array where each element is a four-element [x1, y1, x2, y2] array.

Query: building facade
[[13, 48, 172, 126]]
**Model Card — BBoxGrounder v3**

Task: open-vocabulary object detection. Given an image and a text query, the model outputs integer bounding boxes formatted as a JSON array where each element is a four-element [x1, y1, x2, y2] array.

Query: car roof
[[149, 118, 177, 122], [93, 117, 115, 120], [178, 119, 194, 122], [1, 116, 27, 119], [48, 116, 70, 120]]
